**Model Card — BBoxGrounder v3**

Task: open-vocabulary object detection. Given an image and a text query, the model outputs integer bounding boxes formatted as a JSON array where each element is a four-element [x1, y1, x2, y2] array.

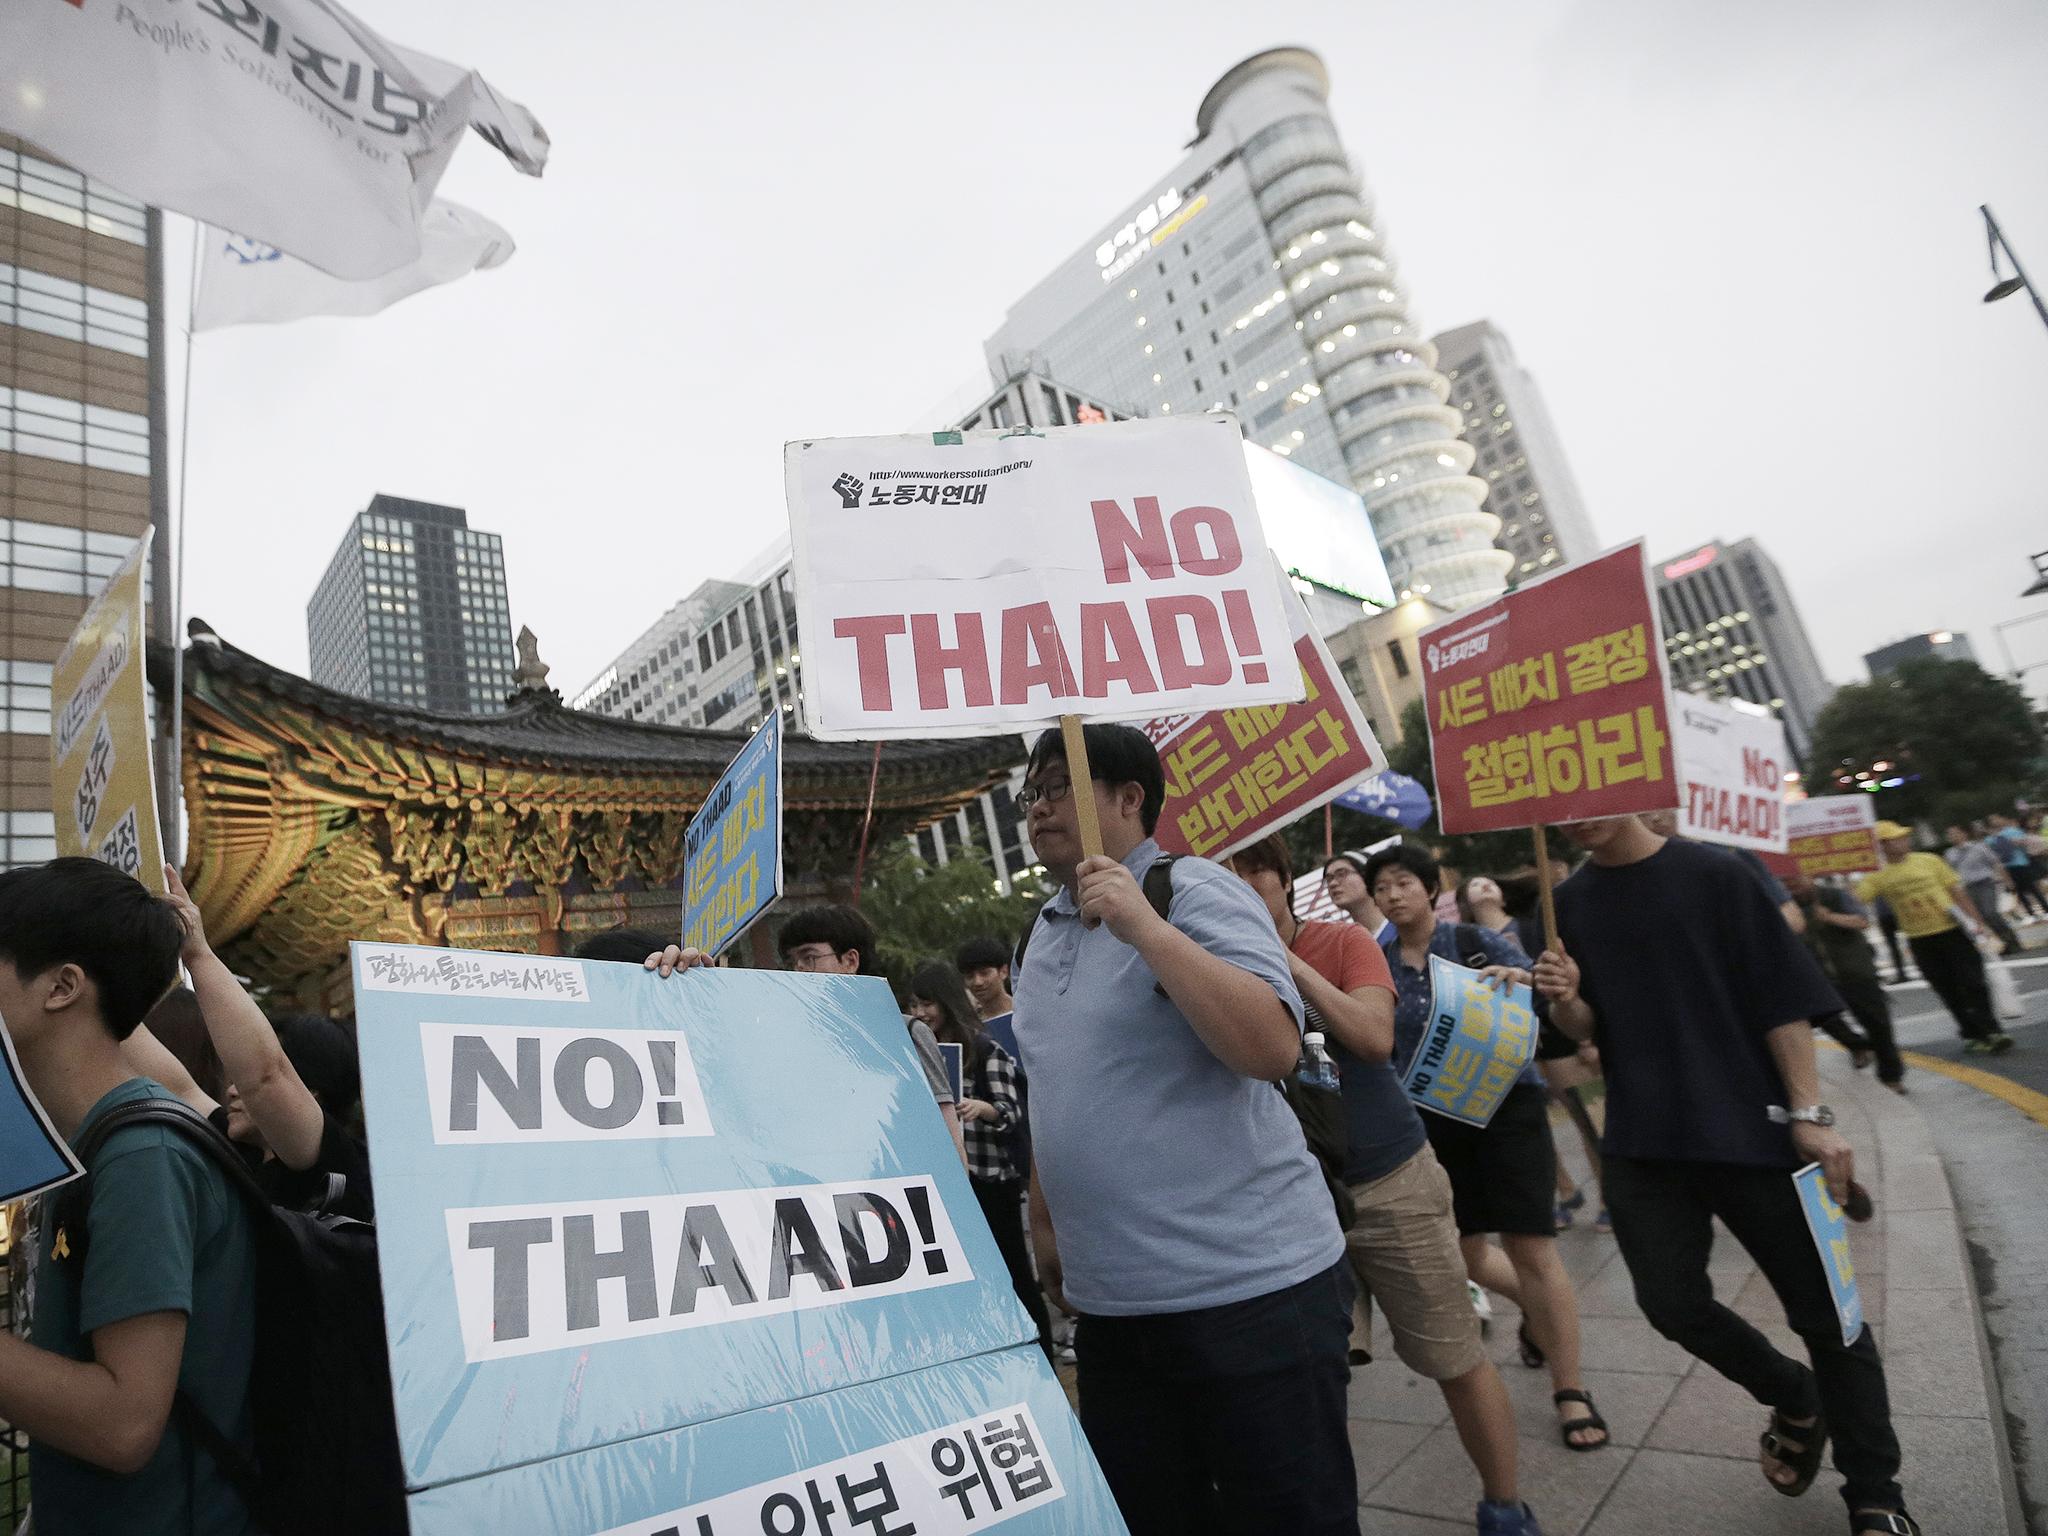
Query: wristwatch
[[1767, 1104, 1836, 1127]]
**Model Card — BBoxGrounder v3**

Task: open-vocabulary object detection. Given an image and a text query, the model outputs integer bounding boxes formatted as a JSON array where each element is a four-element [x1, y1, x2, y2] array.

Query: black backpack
[[1017, 857, 1356, 1229], [57, 1097, 408, 1536]]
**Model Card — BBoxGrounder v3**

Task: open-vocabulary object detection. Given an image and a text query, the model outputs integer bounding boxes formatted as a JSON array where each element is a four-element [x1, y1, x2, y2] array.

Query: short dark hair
[[572, 926, 669, 964], [0, 858, 183, 1040], [954, 936, 1010, 975], [1364, 841, 1441, 900], [777, 904, 880, 974], [1025, 722, 1166, 834], [273, 1013, 360, 1118], [1232, 833, 1296, 916]]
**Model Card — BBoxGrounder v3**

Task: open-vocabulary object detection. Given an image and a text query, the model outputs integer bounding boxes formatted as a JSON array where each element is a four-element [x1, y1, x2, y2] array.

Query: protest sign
[[1399, 955, 1538, 1128], [51, 530, 163, 891], [1673, 692, 1789, 852], [1793, 1163, 1865, 1346], [353, 943, 1124, 1530], [785, 416, 1301, 741], [1760, 796, 1881, 881], [0, 1019, 80, 1203], [1144, 563, 1385, 860], [682, 712, 783, 957], [1420, 541, 1676, 836], [939, 1042, 966, 1105]]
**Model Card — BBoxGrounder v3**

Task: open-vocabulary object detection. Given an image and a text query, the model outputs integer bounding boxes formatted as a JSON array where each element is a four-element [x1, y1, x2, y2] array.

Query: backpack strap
[[1452, 922, 1492, 969]]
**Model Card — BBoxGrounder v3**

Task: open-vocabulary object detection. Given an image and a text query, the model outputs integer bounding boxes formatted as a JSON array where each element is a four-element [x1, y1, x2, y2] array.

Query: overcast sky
[[172, 0, 2048, 703]]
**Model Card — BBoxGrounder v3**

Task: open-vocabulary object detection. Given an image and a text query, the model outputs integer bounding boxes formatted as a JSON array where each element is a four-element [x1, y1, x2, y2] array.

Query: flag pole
[[167, 217, 200, 868], [1324, 802, 1334, 860], [851, 741, 884, 902]]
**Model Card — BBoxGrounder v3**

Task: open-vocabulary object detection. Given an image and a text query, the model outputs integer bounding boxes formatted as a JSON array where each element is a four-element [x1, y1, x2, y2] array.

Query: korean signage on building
[[353, 946, 1125, 1532], [786, 416, 1301, 740], [1420, 541, 1678, 835], [50, 530, 164, 891]]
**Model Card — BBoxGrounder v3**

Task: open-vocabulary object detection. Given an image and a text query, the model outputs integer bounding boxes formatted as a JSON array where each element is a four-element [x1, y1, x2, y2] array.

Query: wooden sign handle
[[1060, 715, 1104, 861], [1532, 823, 1560, 955]]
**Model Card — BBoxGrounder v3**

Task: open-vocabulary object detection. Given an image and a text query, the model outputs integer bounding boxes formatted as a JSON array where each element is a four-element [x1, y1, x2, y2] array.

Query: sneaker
[[1594, 1207, 1612, 1234], [1965, 1038, 1996, 1055], [1990, 1033, 2017, 1055], [1468, 1280, 1493, 1324], [1554, 1188, 1585, 1230], [1477, 1498, 1545, 1534], [1056, 1343, 1076, 1366]]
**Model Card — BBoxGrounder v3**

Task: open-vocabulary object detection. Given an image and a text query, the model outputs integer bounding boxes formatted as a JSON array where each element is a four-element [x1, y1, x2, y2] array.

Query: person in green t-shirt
[[0, 858, 256, 1536]]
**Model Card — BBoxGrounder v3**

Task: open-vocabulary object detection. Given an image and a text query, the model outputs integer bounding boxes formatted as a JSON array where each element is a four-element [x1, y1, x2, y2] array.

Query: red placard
[[1756, 796, 1882, 881], [1420, 542, 1678, 834], [1145, 578, 1385, 860]]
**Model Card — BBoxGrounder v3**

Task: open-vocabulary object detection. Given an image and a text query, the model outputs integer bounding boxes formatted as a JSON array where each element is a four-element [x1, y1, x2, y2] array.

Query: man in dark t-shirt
[[1535, 816, 1918, 1534], [1789, 873, 1904, 1090]]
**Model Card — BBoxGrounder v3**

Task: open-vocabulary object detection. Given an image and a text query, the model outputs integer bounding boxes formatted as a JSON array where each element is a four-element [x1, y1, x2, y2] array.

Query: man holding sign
[[1013, 723, 1354, 1536], [1535, 814, 1920, 1535]]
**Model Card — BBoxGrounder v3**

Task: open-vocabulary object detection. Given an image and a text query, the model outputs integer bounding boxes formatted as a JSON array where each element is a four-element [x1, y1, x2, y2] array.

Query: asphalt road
[[1877, 941, 2048, 1533]]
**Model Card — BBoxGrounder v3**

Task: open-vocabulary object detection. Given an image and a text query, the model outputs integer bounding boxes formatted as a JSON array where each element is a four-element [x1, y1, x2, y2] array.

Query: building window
[[0, 148, 148, 245], [1385, 639, 1410, 679], [1, 263, 150, 357], [0, 386, 149, 475]]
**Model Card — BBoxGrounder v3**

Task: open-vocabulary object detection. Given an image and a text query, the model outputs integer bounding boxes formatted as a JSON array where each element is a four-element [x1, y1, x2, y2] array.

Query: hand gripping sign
[[788, 415, 1302, 859], [353, 944, 1125, 1533]]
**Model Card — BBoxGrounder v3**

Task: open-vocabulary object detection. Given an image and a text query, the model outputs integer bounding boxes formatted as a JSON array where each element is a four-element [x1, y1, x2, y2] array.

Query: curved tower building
[[987, 47, 1510, 610]]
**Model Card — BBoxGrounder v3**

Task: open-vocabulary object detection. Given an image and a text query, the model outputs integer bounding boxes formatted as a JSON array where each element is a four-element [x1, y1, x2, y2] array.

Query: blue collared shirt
[[1012, 838, 1342, 1315], [1378, 921, 1545, 1090]]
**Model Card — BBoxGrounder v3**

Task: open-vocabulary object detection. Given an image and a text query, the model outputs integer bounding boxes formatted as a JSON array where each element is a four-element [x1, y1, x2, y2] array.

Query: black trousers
[[1876, 904, 1911, 980], [971, 1177, 1052, 1358], [1908, 927, 1998, 1041], [1828, 967, 1905, 1084], [1075, 1261, 1357, 1536], [2009, 861, 2048, 917], [1605, 1157, 1903, 1513]]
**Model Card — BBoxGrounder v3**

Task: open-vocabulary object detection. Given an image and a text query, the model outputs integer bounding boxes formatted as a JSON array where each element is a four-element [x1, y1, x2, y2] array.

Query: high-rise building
[[306, 494, 516, 714], [1863, 631, 1978, 678], [983, 47, 1509, 610], [1322, 595, 1449, 748], [1, 134, 165, 870], [1655, 538, 1834, 762], [1431, 320, 1599, 583]]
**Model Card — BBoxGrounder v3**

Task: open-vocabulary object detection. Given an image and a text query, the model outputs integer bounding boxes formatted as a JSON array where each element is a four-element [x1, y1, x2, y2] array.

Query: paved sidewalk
[[1347, 1051, 2024, 1534]]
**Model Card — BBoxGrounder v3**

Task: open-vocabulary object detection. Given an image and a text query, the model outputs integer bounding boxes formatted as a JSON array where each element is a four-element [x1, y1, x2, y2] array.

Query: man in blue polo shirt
[[1013, 723, 1353, 1536]]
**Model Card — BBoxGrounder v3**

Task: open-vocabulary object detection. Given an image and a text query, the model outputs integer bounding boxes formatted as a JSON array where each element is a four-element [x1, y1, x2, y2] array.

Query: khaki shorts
[[1344, 1143, 1486, 1381]]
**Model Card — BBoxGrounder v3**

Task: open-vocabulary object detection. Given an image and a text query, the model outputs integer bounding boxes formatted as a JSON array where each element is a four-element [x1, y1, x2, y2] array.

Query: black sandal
[[1760, 1408, 1828, 1497], [1553, 1388, 1609, 1451], [1849, 1513, 1920, 1535], [1517, 1319, 1546, 1369]]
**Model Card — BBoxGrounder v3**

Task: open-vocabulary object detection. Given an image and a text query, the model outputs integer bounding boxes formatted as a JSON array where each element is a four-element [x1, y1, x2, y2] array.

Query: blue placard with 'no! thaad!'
[[351, 942, 1127, 1534], [684, 711, 783, 958], [1400, 954, 1539, 1128], [1794, 1162, 1865, 1345]]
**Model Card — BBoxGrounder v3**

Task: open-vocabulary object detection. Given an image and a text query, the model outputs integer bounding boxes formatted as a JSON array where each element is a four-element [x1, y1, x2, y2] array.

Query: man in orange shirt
[[1231, 834, 1544, 1536]]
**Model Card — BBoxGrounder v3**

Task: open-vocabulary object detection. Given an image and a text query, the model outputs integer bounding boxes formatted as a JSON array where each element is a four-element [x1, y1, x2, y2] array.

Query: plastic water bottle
[[1299, 1030, 1342, 1093]]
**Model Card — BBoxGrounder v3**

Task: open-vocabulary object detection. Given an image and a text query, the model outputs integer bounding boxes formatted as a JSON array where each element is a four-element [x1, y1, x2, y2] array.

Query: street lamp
[[1979, 205, 2048, 332]]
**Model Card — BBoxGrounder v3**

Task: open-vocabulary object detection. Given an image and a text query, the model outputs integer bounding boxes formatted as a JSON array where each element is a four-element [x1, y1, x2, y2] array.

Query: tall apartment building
[[1863, 630, 1977, 678], [307, 494, 516, 714], [1655, 537, 1834, 762], [984, 47, 1510, 609], [1, 135, 162, 869], [1431, 320, 1599, 583]]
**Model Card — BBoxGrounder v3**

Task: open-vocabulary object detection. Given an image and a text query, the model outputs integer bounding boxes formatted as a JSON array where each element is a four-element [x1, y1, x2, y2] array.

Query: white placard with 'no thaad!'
[[786, 416, 1303, 739], [1673, 692, 1789, 852]]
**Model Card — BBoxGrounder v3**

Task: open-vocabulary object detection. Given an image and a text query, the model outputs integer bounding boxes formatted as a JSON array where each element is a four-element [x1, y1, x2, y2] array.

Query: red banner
[[1146, 579, 1385, 860], [1420, 542, 1677, 834], [1757, 796, 1881, 881]]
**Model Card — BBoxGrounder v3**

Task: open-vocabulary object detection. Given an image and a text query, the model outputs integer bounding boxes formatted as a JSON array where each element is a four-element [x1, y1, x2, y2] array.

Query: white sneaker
[[1468, 1281, 1493, 1322]]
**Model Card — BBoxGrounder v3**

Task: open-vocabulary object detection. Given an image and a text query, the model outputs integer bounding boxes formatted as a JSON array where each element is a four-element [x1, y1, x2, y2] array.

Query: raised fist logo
[[1426, 643, 1441, 674], [831, 473, 865, 509]]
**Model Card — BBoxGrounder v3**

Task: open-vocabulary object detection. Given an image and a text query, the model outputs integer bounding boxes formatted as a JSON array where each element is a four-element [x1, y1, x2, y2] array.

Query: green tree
[[855, 841, 1051, 996], [1805, 657, 2046, 827]]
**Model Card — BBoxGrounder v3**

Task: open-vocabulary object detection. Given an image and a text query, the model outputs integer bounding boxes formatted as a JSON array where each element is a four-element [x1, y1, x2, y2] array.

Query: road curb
[[1827, 1052, 2029, 1535]]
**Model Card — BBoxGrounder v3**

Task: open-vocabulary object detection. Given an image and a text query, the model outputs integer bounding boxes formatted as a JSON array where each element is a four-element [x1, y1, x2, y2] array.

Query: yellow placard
[[50, 529, 165, 892]]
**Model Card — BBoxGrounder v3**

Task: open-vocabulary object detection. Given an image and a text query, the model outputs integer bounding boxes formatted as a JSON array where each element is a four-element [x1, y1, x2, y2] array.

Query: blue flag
[[1337, 770, 1434, 828]]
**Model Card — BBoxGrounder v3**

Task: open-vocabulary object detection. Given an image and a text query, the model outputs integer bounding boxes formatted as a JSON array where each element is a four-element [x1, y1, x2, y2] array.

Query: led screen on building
[[1241, 442, 1395, 608]]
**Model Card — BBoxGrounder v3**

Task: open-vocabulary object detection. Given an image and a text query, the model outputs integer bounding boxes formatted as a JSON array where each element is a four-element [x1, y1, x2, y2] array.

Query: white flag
[[0, 0, 548, 281], [193, 198, 513, 331]]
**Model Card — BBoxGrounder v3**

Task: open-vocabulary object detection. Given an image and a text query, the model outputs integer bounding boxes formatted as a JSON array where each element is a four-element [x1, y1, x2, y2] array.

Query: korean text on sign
[[598, 1403, 1066, 1536], [1760, 796, 1881, 882], [683, 713, 784, 957], [1398, 956, 1538, 1128], [1147, 559, 1385, 861], [1793, 1164, 1864, 1346], [1420, 541, 1677, 834]]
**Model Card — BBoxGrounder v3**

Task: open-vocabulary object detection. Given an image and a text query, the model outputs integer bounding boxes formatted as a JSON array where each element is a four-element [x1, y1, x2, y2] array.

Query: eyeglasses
[[1014, 778, 1073, 812]]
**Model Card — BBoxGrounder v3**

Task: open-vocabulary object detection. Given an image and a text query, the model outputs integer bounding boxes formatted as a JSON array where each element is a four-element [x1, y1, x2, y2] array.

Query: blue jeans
[[1074, 1261, 1356, 1536]]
